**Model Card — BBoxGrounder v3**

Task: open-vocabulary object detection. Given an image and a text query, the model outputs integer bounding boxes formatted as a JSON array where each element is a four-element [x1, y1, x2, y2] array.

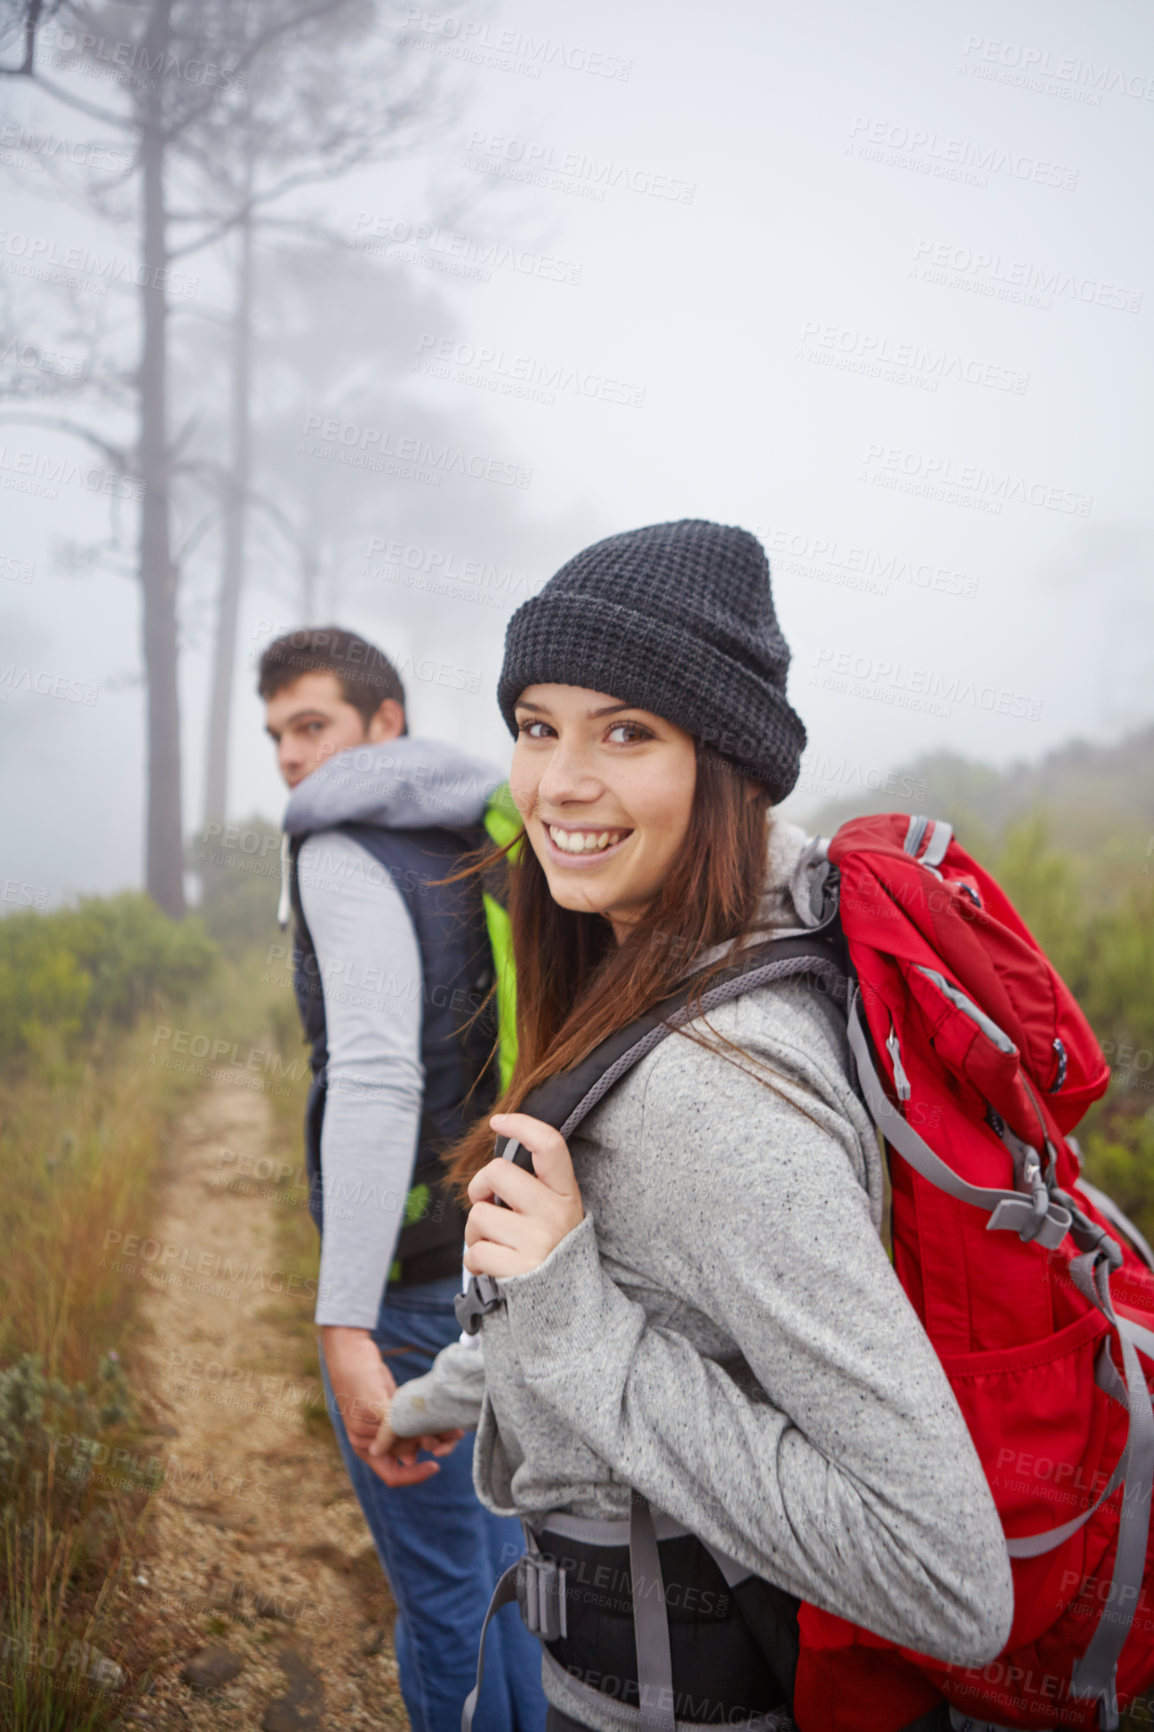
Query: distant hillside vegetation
[[793, 724, 1154, 907]]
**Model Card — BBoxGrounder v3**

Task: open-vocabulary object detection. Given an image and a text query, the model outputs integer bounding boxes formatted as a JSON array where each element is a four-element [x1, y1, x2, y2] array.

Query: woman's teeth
[[547, 825, 629, 855]]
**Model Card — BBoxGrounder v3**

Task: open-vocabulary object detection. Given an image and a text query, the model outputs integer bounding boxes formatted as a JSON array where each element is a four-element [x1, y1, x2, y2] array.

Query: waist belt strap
[[460, 1558, 521, 1732], [461, 1523, 567, 1732]]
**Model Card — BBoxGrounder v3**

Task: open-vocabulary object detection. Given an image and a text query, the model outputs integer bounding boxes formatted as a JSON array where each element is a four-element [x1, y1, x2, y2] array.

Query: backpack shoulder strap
[[509, 928, 849, 1158], [455, 926, 848, 1339]]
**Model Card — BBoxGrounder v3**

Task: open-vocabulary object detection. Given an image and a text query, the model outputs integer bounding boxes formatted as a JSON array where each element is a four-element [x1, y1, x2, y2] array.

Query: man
[[258, 626, 544, 1732]]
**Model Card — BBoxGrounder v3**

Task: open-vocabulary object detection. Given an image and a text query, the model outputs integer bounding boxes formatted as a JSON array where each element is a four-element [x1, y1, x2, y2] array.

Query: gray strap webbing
[[1067, 1252, 1154, 1713], [948, 1711, 1052, 1732], [460, 1559, 522, 1732], [904, 815, 929, 857], [554, 953, 848, 1144], [1119, 1315, 1154, 1360], [846, 996, 1071, 1249], [921, 819, 953, 868], [630, 1494, 677, 1732], [1004, 1442, 1128, 1558], [1078, 1181, 1154, 1274]]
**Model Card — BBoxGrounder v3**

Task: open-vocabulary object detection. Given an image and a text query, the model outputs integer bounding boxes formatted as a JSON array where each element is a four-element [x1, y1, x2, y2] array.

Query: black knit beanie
[[497, 519, 807, 802]]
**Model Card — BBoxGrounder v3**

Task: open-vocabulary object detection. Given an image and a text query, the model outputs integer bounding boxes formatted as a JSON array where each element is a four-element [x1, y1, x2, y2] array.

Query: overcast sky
[[2, 0, 1153, 905]]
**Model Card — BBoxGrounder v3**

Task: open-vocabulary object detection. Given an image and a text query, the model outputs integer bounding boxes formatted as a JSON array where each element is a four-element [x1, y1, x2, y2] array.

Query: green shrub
[[0, 895, 217, 1063]]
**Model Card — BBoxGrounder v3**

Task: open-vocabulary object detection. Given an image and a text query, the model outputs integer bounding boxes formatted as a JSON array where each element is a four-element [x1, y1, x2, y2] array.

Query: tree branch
[[0, 408, 129, 471]]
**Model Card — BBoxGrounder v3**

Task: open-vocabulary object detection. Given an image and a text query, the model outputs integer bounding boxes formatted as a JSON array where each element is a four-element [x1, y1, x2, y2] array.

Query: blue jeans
[[321, 1273, 546, 1732]]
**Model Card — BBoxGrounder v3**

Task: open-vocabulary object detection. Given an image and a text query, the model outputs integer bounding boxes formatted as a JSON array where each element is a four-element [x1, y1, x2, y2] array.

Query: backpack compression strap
[[453, 928, 850, 1336]]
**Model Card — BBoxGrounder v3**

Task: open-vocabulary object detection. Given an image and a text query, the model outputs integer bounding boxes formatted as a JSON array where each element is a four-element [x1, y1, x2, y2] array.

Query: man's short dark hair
[[257, 626, 407, 732]]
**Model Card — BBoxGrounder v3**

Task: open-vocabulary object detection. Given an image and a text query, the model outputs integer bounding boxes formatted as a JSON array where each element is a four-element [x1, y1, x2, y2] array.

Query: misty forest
[[1, 1, 1153, 1729]]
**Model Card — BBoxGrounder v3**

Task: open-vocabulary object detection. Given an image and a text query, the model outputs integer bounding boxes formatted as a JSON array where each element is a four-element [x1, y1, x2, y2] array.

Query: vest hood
[[282, 736, 507, 837]]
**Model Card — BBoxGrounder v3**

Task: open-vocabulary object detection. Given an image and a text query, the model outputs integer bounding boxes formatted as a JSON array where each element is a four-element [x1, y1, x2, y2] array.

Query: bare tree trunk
[[300, 538, 319, 621], [203, 148, 254, 828], [138, 0, 184, 916]]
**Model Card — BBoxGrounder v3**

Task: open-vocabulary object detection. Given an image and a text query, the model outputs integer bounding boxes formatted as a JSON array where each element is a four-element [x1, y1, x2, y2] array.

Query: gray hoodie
[[390, 818, 1015, 1728], [281, 738, 505, 1327]]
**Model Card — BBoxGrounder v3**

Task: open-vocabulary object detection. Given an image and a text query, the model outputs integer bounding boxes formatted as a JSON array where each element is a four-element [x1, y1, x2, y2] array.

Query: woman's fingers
[[461, 1115, 585, 1279], [463, 1236, 541, 1280], [490, 1113, 577, 1195], [464, 1198, 531, 1250], [419, 1430, 463, 1457]]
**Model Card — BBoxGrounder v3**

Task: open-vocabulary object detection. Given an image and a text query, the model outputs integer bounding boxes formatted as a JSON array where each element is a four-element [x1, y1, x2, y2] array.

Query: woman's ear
[[743, 776, 770, 804]]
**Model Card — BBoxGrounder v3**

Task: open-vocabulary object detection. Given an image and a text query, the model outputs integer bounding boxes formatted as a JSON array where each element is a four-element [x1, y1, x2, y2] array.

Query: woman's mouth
[[542, 823, 633, 864]]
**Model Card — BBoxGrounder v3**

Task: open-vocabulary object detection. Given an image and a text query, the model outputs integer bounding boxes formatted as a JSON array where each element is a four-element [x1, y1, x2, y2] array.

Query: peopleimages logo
[[860, 444, 1092, 519], [810, 647, 1044, 722], [795, 322, 1027, 395], [758, 526, 978, 601], [846, 116, 1079, 190], [297, 414, 532, 489], [960, 35, 1154, 103], [0, 229, 199, 297], [402, 12, 632, 80], [463, 129, 696, 204], [910, 239, 1142, 315], [36, 19, 244, 91], [351, 213, 582, 286], [413, 332, 646, 409]]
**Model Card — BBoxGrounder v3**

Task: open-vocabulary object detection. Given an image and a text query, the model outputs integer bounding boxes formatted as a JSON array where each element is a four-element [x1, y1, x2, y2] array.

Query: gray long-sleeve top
[[390, 822, 1014, 1724], [297, 829, 425, 1326]]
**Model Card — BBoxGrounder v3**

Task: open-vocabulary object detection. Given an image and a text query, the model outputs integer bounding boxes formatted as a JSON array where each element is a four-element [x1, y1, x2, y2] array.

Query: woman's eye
[[516, 718, 553, 738], [607, 721, 651, 744]]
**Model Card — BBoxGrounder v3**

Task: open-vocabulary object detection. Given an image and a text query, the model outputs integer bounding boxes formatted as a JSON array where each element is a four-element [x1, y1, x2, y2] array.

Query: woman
[[371, 520, 1014, 1732]]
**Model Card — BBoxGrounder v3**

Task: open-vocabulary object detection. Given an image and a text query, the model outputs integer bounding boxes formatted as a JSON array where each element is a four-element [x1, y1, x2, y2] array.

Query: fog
[[1, 0, 1151, 907]]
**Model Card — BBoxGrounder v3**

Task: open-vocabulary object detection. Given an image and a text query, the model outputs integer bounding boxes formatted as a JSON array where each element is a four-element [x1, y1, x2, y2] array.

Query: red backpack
[[795, 814, 1154, 1732], [458, 813, 1154, 1732]]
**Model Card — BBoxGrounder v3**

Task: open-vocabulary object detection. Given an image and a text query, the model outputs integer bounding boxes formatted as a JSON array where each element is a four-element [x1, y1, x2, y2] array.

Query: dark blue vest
[[290, 821, 498, 1287]]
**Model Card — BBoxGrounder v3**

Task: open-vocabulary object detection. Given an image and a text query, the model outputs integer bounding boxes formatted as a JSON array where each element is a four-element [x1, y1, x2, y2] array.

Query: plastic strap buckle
[[453, 1274, 503, 1336], [516, 1551, 568, 1641]]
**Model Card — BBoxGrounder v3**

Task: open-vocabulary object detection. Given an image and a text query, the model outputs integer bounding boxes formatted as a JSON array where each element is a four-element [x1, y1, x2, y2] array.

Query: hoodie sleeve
[[298, 831, 424, 1328], [390, 1335, 486, 1435]]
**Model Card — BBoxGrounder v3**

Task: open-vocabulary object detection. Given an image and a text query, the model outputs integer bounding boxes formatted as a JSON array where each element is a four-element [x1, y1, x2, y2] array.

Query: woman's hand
[[366, 1415, 463, 1486], [463, 1112, 585, 1279]]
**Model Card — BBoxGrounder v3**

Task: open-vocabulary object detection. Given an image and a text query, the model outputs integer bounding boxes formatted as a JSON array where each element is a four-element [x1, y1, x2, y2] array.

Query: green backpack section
[[481, 781, 522, 1093], [388, 782, 522, 1285]]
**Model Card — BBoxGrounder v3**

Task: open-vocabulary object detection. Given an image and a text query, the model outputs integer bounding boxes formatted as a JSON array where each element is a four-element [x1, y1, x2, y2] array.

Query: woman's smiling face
[[510, 683, 698, 942]]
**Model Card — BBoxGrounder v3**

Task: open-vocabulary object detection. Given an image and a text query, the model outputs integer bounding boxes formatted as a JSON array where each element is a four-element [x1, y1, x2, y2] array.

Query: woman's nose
[[537, 739, 601, 804]]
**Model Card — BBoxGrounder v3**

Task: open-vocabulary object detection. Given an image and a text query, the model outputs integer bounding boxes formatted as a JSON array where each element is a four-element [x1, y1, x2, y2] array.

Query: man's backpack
[[479, 781, 522, 1093], [460, 812, 1154, 1732]]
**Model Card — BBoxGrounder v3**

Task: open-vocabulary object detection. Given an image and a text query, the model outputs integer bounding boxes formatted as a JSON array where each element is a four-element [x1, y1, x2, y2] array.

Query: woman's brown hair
[[444, 742, 776, 1200]]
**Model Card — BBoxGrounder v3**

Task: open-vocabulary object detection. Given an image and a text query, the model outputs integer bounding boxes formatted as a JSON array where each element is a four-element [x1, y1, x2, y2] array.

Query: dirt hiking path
[[123, 1078, 408, 1731]]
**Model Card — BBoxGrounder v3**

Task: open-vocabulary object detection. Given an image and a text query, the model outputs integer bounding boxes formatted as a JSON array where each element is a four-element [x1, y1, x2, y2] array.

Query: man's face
[[264, 670, 403, 789]]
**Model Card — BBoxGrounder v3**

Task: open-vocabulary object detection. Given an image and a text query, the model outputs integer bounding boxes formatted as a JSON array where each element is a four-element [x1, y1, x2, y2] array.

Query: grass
[[0, 942, 300, 1730]]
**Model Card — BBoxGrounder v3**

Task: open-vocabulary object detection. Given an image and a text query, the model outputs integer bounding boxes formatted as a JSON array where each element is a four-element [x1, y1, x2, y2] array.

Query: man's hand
[[463, 1112, 585, 1280], [320, 1325, 441, 1486]]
